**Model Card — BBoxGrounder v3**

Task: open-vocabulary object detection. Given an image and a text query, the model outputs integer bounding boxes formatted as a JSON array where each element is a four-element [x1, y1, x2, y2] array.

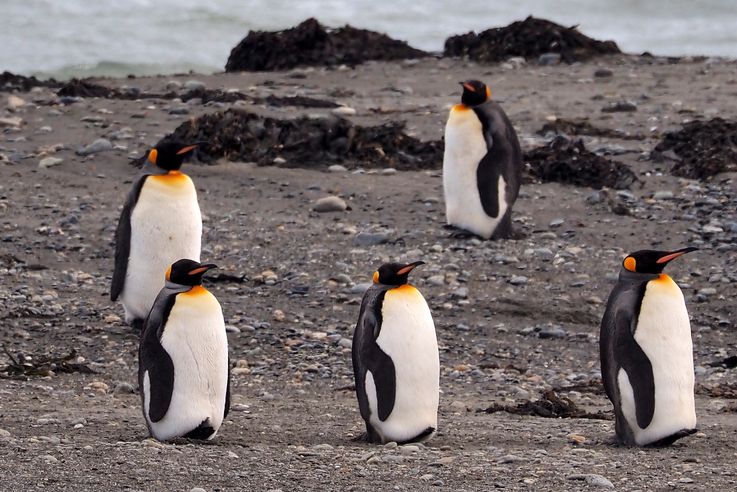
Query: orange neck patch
[[452, 103, 469, 112], [148, 171, 189, 185], [181, 285, 208, 297]]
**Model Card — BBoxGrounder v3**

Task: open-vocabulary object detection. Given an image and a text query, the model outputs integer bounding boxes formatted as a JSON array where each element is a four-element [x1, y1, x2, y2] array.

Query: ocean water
[[2, 0, 737, 79]]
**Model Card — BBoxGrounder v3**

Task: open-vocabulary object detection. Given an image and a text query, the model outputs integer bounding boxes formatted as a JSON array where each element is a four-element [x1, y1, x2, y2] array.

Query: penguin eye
[[623, 257, 636, 272]]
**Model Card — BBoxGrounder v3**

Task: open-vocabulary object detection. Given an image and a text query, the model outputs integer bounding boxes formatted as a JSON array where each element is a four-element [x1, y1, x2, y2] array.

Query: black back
[[111, 174, 150, 301], [600, 269, 658, 443], [352, 284, 396, 441], [138, 282, 189, 425], [471, 101, 523, 220]]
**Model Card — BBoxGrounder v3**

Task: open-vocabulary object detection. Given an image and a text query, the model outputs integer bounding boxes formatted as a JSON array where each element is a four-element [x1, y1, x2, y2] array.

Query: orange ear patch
[[623, 257, 636, 272], [486, 86, 491, 100], [148, 148, 158, 165], [165, 265, 172, 281], [372, 271, 379, 283]]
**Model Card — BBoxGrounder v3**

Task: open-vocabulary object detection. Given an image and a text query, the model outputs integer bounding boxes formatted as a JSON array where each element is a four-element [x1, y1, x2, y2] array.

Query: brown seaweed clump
[[653, 118, 737, 179], [157, 108, 442, 170], [525, 136, 638, 189], [0, 71, 59, 92], [444, 16, 621, 64], [537, 118, 645, 140], [480, 389, 610, 420], [225, 18, 429, 72]]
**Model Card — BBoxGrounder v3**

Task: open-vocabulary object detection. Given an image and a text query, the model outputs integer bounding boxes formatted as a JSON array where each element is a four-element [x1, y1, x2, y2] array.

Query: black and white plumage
[[139, 259, 230, 441], [352, 261, 439, 444], [600, 247, 698, 446], [111, 141, 202, 327], [443, 80, 522, 239]]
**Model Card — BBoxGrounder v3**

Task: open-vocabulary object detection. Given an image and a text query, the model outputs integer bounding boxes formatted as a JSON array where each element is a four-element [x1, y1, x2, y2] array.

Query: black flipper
[[138, 285, 186, 424], [224, 357, 231, 419], [111, 175, 149, 301], [614, 308, 656, 429], [476, 151, 503, 218], [184, 419, 215, 440], [352, 287, 397, 431]]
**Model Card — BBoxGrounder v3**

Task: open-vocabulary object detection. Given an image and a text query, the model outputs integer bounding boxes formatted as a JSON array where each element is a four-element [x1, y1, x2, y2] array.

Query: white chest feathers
[[618, 274, 696, 445], [443, 105, 508, 239], [365, 285, 439, 443], [121, 173, 202, 322], [144, 287, 228, 441]]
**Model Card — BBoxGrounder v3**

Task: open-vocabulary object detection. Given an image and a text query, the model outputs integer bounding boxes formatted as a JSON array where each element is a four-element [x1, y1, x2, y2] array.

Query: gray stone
[[354, 232, 390, 246], [77, 138, 113, 156], [0, 117, 23, 128], [538, 53, 561, 65], [427, 275, 445, 286], [332, 106, 356, 116], [568, 474, 614, 489], [313, 196, 347, 213], [184, 80, 206, 91], [586, 190, 608, 204], [381, 168, 397, 175], [328, 164, 348, 173], [0, 429, 10, 437], [113, 382, 136, 394], [451, 287, 468, 299], [538, 325, 566, 339], [533, 248, 555, 260], [653, 190, 674, 200], [549, 218, 565, 228], [347, 283, 372, 294], [509, 276, 528, 286], [602, 101, 638, 113], [699, 287, 717, 296], [594, 68, 614, 78], [39, 157, 63, 168]]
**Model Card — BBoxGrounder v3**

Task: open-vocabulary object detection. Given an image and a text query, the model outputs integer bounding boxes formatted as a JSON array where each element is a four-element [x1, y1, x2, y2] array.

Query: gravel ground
[[1, 55, 737, 491]]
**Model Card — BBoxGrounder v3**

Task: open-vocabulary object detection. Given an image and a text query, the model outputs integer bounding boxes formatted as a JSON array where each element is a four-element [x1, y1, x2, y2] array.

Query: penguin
[[111, 141, 202, 327], [600, 247, 698, 446], [352, 261, 439, 444], [443, 80, 523, 239], [139, 259, 230, 441]]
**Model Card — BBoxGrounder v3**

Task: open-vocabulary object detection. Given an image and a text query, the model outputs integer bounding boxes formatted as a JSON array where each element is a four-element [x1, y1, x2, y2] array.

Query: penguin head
[[460, 80, 491, 107], [147, 141, 199, 171], [166, 259, 218, 286], [622, 247, 697, 274], [372, 261, 425, 286]]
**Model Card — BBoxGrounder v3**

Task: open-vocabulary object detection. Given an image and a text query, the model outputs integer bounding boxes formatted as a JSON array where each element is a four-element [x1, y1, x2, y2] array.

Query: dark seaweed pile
[[1, 348, 94, 379], [0, 71, 59, 92], [537, 118, 645, 140], [525, 136, 638, 189], [225, 18, 428, 72], [653, 118, 737, 179], [480, 390, 610, 420], [155, 108, 442, 170], [444, 16, 621, 64]]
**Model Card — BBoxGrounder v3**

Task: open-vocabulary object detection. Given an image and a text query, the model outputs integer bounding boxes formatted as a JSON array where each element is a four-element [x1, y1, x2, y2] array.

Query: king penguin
[[139, 259, 230, 441], [443, 80, 522, 239], [352, 261, 439, 444], [111, 141, 202, 327], [600, 247, 698, 446]]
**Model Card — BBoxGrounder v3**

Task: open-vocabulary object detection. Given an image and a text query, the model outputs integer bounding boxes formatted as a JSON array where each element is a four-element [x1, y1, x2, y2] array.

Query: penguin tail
[[184, 418, 216, 440]]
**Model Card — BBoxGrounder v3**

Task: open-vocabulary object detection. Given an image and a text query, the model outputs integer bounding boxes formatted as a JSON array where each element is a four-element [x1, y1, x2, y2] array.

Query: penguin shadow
[[442, 224, 528, 241]]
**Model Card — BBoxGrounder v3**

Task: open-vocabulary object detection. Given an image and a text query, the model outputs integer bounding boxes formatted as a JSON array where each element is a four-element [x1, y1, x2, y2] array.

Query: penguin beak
[[396, 261, 425, 276], [460, 81, 475, 92], [176, 144, 198, 155], [656, 247, 698, 264], [188, 263, 218, 275]]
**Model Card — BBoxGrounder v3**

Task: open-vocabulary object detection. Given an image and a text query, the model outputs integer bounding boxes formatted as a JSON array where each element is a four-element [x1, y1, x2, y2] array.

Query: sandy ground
[[1, 54, 737, 491]]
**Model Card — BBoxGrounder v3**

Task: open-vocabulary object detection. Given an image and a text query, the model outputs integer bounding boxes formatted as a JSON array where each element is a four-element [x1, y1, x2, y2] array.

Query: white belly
[[121, 175, 202, 322], [443, 108, 508, 239], [618, 275, 696, 445], [145, 287, 228, 441], [365, 285, 439, 443]]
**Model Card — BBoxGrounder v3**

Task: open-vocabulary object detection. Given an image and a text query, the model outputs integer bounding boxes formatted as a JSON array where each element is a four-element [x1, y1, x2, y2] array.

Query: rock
[[332, 106, 356, 116], [427, 275, 445, 286], [451, 287, 468, 299], [653, 190, 674, 200], [328, 164, 348, 173], [0, 116, 23, 128], [184, 80, 206, 91], [594, 68, 613, 78], [190, 488, 207, 492], [702, 225, 723, 234], [354, 232, 390, 246], [509, 275, 528, 286], [273, 309, 286, 322], [7, 95, 26, 110], [347, 283, 372, 294], [538, 52, 561, 65], [76, 138, 113, 156], [699, 287, 717, 296], [602, 101, 637, 113], [113, 382, 136, 394], [381, 168, 397, 175], [538, 325, 566, 339], [549, 218, 565, 228], [313, 196, 347, 212], [85, 381, 109, 393], [39, 157, 64, 168], [568, 474, 614, 489], [0, 429, 11, 437]]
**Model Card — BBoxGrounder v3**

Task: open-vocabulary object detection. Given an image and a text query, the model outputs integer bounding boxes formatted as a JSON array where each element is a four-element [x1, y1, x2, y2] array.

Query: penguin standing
[[600, 247, 698, 446], [111, 141, 202, 327], [352, 261, 439, 444], [139, 259, 230, 441], [443, 80, 522, 239]]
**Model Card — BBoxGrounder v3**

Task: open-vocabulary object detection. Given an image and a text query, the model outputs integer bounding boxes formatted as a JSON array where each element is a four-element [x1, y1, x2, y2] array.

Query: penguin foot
[[130, 318, 145, 331], [446, 228, 485, 240], [647, 428, 698, 447]]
